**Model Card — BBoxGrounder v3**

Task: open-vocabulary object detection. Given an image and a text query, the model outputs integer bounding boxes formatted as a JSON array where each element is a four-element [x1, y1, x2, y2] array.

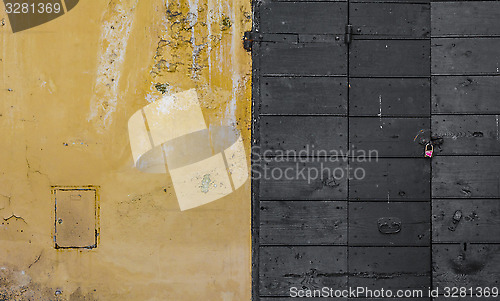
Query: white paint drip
[[207, 0, 213, 83], [217, 0, 223, 75], [224, 1, 240, 125], [496, 115, 499, 140], [378, 95, 383, 129], [88, 0, 139, 129]]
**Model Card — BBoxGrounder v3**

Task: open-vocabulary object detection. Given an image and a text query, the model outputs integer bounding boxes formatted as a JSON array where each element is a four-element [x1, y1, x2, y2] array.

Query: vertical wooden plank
[[260, 116, 348, 154], [351, 3, 430, 39], [260, 2, 347, 34], [432, 38, 500, 75], [432, 115, 500, 155], [259, 158, 348, 200], [349, 247, 431, 292], [350, 40, 430, 77], [350, 78, 430, 117], [261, 42, 347, 76], [433, 199, 500, 243], [350, 202, 430, 246], [432, 2, 500, 37], [350, 159, 430, 201], [433, 244, 500, 288], [432, 157, 500, 198], [350, 117, 430, 157], [432, 76, 500, 114], [261, 77, 348, 115], [260, 246, 347, 296], [260, 201, 347, 245]]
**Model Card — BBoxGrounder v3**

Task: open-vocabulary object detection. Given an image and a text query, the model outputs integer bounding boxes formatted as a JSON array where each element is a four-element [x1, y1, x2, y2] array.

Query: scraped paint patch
[[88, 0, 139, 131]]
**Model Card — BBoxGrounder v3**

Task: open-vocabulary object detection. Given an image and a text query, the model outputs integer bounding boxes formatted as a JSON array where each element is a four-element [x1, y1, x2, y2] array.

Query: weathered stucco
[[0, 0, 251, 299]]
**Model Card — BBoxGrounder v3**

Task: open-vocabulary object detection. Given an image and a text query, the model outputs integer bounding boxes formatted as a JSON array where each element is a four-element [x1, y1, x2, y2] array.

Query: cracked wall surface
[[0, 0, 251, 299]]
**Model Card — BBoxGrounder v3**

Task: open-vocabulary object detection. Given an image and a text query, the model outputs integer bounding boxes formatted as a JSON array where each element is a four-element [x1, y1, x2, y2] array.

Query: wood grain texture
[[350, 40, 430, 77], [350, 158, 431, 201], [259, 246, 347, 296], [433, 199, 500, 243], [350, 78, 430, 117], [432, 156, 500, 198], [261, 42, 347, 76], [259, 159, 348, 200], [349, 247, 431, 292], [351, 3, 430, 38], [260, 77, 347, 115], [260, 116, 347, 154], [350, 202, 430, 246], [432, 76, 500, 114], [260, 2, 347, 34], [259, 201, 347, 245], [432, 38, 500, 75], [432, 115, 500, 155], [350, 117, 430, 157], [432, 2, 500, 37], [433, 244, 500, 288]]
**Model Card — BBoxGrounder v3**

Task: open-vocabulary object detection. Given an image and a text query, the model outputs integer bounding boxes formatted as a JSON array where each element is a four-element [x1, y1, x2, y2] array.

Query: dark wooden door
[[252, 0, 500, 300], [431, 1, 500, 293]]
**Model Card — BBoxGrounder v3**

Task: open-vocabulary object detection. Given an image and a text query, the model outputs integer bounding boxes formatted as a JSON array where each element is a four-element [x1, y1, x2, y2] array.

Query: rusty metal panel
[[433, 199, 500, 243], [350, 202, 430, 246], [259, 246, 347, 296], [259, 201, 347, 245], [54, 187, 98, 249]]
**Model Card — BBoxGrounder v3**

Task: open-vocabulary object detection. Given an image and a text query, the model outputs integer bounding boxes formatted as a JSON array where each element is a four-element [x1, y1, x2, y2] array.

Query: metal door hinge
[[243, 31, 256, 52], [345, 24, 353, 45]]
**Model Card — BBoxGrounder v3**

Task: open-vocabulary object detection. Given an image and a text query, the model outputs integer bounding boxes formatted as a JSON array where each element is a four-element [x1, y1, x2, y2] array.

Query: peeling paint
[[88, 0, 139, 130]]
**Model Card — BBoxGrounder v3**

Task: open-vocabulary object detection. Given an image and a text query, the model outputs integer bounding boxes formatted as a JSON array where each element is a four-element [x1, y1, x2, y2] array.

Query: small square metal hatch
[[53, 186, 99, 249]]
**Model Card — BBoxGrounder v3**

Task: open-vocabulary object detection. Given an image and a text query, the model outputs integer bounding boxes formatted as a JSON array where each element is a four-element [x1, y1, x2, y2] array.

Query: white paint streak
[[224, 2, 240, 125], [88, 0, 139, 128], [207, 0, 213, 83], [378, 94, 383, 129], [496, 114, 499, 140]]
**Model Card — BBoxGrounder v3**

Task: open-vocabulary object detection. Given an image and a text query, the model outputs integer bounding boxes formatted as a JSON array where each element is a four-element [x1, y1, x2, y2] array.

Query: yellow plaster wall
[[0, 0, 252, 299]]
